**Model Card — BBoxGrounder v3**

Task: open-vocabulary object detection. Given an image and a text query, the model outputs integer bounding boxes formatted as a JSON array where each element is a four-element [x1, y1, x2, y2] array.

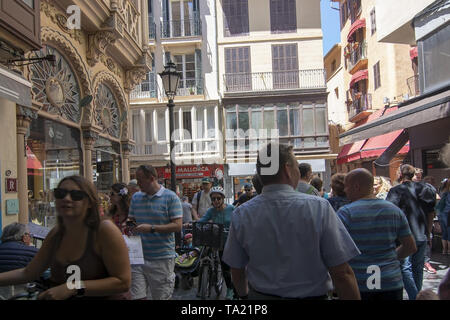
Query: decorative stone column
[[121, 142, 133, 184], [16, 106, 38, 224], [82, 130, 99, 183]]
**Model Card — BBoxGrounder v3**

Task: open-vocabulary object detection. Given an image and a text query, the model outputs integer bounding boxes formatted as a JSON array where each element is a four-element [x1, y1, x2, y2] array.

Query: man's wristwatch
[[150, 225, 156, 233]]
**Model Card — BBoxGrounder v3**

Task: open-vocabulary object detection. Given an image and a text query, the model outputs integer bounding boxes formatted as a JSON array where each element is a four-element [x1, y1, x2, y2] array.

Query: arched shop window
[[30, 45, 82, 123]]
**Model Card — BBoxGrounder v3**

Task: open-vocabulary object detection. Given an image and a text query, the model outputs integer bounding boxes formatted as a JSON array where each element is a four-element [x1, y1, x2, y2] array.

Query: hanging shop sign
[[5, 178, 18, 193]]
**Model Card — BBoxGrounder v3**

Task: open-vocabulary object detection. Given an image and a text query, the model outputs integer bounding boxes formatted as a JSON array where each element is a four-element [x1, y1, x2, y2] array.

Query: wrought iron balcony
[[407, 74, 420, 97], [348, 93, 372, 122], [176, 78, 203, 96], [347, 42, 367, 72], [223, 69, 326, 93], [161, 18, 202, 38], [130, 74, 158, 99]]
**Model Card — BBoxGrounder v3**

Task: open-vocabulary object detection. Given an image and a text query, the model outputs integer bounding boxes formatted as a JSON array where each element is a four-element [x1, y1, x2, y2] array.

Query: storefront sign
[[157, 165, 224, 179], [5, 178, 18, 193]]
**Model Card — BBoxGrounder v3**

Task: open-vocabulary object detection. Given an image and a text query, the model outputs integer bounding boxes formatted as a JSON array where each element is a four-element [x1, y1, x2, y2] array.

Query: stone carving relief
[[41, 0, 83, 45], [124, 67, 147, 93], [87, 31, 117, 67]]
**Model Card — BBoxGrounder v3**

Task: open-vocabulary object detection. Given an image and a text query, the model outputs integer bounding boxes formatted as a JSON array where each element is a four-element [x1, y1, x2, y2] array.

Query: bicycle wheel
[[199, 265, 210, 300], [214, 261, 224, 297]]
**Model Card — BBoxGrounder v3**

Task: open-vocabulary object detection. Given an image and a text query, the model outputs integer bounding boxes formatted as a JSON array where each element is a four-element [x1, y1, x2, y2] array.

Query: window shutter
[[162, 0, 169, 37], [164, 51, 171, 65], [195, 49, 203, 94]]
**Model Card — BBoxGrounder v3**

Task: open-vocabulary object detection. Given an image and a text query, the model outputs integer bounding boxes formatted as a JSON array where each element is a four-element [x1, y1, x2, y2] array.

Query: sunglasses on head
[[54, 188, 88, 201], [211, 196, 222, 201]]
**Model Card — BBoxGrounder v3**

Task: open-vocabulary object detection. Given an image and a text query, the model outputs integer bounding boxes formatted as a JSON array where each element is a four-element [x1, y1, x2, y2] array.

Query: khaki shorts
[[130, 258, 175, 300]]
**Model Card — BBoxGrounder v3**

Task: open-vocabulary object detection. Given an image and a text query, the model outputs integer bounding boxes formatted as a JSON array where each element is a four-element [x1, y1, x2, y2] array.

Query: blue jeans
[[400, 240, 427, 300]]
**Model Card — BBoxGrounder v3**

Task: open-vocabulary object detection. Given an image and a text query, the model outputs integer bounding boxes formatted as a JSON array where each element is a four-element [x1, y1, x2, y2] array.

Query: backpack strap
[[196, 190, 202, 212]]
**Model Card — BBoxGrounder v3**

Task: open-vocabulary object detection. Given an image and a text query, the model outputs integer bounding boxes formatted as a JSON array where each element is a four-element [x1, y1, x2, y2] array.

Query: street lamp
[[159, 61, 181, 192]]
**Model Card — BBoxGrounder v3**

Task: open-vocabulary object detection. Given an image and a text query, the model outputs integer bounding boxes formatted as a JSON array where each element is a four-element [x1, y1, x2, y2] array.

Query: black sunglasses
[[211, 196, 222, 201], [54, 188, 88, 201]]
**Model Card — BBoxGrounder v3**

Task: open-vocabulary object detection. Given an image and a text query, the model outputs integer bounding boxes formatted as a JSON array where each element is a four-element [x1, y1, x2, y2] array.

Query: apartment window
[[270, 0, 296, 33], [144, 112, 153, 154], [340, 1, 348, 28], [223, 0, 249, 37], [272, 44, 299, 89], [225, 103, 328, 151], [132, 112, 142, 154], [174, 54, 196, 95], [373, 61, 381, 90], [170, 0, 195, 37], [370, 8, 376, 35], [225, 47, 251, 91]]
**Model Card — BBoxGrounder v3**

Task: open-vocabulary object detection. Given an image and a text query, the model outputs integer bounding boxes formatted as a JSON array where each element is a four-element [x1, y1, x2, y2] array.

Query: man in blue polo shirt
[[337, 168, 417, 300], [129, 165, 182, 300]]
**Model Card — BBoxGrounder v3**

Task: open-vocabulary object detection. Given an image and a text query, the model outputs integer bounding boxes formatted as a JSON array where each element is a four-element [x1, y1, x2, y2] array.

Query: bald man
[[337, 168, 417, 301]]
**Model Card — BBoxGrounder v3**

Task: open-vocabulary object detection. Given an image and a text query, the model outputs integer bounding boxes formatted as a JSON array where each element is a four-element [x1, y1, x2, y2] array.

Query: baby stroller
[[174, 231, 203, 290]]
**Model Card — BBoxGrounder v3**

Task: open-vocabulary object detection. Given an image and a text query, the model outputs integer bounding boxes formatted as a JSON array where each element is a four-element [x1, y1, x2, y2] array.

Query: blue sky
[[321, 0, 341, 56]]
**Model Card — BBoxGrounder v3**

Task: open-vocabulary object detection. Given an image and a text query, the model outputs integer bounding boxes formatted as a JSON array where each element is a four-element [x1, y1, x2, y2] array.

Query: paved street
[[172, 252, 450, 300]]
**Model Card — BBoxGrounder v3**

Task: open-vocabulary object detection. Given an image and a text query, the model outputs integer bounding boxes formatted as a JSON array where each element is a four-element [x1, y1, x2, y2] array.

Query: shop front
[[92, 136, 122, 192], [156, 164, 224, 201], [26, 116, 83, 228]]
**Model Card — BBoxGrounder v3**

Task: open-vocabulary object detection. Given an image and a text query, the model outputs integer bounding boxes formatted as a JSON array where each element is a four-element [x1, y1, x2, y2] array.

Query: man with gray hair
[[223, 142, 361, 300], [0, 223, 38, 273]]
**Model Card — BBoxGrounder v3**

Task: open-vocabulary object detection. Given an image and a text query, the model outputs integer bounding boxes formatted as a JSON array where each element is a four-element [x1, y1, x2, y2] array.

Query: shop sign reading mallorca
[[157, 165, 224, 179]]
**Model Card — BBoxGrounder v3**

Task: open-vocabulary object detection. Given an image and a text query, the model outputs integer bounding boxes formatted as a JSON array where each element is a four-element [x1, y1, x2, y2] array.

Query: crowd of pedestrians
[[0, 141, 449, 300]]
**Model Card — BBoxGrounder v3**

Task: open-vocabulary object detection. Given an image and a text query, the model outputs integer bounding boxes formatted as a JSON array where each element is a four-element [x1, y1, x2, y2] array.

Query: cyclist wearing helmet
[[198, 186, 235, 299], [233, 183, 255, 207]]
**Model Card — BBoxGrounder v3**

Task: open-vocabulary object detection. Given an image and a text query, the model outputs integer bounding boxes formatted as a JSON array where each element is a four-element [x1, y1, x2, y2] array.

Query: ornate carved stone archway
[[36, 27, 93, 124], [92, 71, 129, 140]]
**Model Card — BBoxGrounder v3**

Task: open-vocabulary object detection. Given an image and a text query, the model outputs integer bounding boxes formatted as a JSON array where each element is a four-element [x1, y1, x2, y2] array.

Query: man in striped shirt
[[337, 168, 417, 300], [129, 165, 182, 300]]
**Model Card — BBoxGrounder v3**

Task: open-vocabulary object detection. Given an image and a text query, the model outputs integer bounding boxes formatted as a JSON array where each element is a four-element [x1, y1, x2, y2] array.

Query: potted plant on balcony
[[189, 87, 196, 95]]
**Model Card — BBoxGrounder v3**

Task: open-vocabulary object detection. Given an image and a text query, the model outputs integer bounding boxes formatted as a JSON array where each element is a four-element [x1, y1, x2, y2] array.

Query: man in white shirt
[[191, 177, 212, 218]]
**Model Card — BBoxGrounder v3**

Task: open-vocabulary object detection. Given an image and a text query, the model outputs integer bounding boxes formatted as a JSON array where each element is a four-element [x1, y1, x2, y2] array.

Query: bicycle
[[192, 222, 227, 300], [0, 281, 47, 300]]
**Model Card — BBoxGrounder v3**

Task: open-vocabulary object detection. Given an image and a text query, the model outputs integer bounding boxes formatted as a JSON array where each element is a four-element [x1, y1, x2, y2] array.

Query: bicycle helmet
[[210, 186, 225, 198]]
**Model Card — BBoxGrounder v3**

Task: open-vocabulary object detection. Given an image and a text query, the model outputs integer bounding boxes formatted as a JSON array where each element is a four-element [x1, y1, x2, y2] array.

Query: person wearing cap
[[198, 186, 236, 300], [127, 179, 140, 197], [233, 183, 255, 207], [192, 177, 212, 219]]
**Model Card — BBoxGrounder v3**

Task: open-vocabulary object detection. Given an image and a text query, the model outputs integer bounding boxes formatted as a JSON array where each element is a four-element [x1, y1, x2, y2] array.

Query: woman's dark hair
[[109, 183, 131, 217], [331, 173, 346, 197], [251, 174, 263, 195], [54, 175, 101, 242]]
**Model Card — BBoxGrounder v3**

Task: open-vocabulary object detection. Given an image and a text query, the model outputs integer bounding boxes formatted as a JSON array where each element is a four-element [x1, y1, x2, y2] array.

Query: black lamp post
[[159, 61, 181, 192]]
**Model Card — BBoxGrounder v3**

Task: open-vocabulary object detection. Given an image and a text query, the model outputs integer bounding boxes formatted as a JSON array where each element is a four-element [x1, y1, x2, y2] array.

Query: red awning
[[360, 130, 410, 159], [349, 69, 368, 88], [338, 106, 409, 164], [26, 146, 43, 170], [337, 139, 366, 164], [347, 19, 366, 42], [410, 47, 418, 60]]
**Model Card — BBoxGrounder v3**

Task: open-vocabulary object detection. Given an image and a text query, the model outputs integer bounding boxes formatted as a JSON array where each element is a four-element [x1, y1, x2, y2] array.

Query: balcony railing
[[407, 74, 420, 97], [176, 78, 203, 96], [130, 75, 158, 99], [161, 18, 202, 38], [349, 93, 372, 119], [347, 42, 367, 71], [223, 69, 326, 93]]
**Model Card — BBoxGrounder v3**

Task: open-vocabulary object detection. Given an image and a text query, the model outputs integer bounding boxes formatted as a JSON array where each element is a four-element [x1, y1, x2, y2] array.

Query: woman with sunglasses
[[0, 175, 131, 300], [197, 186, 236, 300]]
